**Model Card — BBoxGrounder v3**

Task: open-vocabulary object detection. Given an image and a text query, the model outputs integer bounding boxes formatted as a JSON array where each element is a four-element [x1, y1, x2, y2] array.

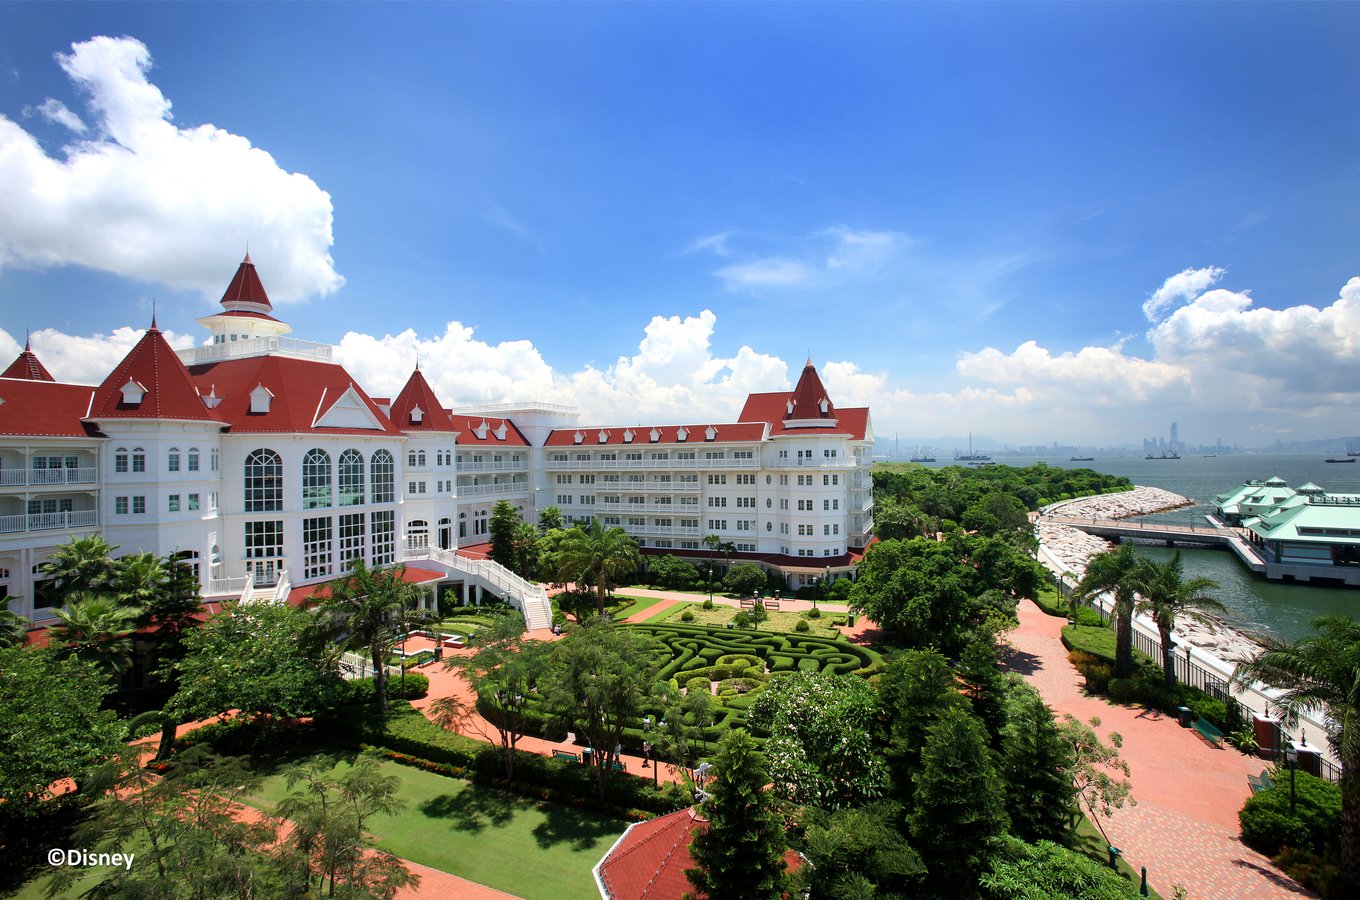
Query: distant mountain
[[1264, 437, 1360, 454]]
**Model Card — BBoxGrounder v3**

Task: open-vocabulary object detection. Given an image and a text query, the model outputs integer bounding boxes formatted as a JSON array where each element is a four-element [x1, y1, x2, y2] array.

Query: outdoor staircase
[[403, 546, 553, 631]]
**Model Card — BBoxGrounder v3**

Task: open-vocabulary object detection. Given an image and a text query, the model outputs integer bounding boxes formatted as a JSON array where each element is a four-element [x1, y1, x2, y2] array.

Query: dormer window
[[786, 399, 794, 415], [623, 429, 635, 443], [494, 423, 507, 441], [705, 426, 717, 441], [121, 379, 146, 407], [410, 405, 424, 424], [573, 430, 584, 444], [649, 427, 661, 443], [475, 420, 489, 440], [818, 398, 829, 414], [202, 386, 222, 409], [598, 429, 610, 444], [249, 384, 274, 414], [677, 427, 689, 442]]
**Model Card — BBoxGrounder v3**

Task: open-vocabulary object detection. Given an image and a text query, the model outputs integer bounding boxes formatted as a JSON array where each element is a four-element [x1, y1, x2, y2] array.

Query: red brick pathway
[[1008, 597, 1312, 898]]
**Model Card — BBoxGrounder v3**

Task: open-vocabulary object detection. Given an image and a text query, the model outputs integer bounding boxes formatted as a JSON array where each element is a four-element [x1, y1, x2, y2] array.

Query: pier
[[1045, 515, 1267, 574]]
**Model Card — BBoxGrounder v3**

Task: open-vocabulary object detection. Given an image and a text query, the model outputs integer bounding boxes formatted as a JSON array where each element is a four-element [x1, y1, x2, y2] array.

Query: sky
[[2, 2, 1359, 450]]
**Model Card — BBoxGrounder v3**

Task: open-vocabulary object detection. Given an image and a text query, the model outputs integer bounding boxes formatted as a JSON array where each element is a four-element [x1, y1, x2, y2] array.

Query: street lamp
[[1286, 745, 1298, 813], [707, 564, 714, 606]]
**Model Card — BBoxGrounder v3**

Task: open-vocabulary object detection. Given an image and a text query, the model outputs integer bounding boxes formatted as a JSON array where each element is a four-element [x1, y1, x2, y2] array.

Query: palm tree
[[40, 535, 119, 603], [1234, 616, 1360, 892], [555, 519, 642, 616], [703, 533, 721, 591], [315, 560, 422, 711], [511, 521, 540, 579], [0, 595, 29, 648], [113, 552, 169, 610], [1130, 551, 1223, 687], [50, 592, 139, 679], [1072, 543, 1140, 678]]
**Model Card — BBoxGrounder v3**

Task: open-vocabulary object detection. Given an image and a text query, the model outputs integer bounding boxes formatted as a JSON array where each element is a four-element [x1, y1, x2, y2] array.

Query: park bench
[[763, 599, 780, 610], [612, 759, 626, 772], [1247, 769, 1276, 794], [739, 598, 757, 610], [1191, 716, 1225, 748], [551, 749, 580, 763]]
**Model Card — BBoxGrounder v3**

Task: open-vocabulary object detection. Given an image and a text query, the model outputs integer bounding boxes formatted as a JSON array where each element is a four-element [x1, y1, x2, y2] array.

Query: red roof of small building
[[597, 807, 706, 900], [2, 340, 56, 381], [738, 392, 870, 440], [0, 379, 100, 437], [87, 322, 222, 423], [390, 369, 458, 432], [187, 355, 403, 436], [219, 253, 273, 311], [543, 422, 766, 448], [450, 415, 530, 446]]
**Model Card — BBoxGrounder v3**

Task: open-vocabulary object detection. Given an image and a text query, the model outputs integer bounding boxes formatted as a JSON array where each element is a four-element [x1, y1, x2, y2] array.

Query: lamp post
[[753, 591, 761, 630], [1286, 745, 1298, 813], [824, 565, 831, 611], [707, 563, 714, 606]]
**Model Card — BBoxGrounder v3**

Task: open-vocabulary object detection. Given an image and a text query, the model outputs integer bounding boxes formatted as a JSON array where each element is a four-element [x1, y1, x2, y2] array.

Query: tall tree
[[797, 801, 925, 899], [315, 559, 422, 711], [488, 500, 523, 572], [1234, 615, 1360, 893], [644, 680, 713, 777], [686, 729, 789, 900], [1131, 551, 1224, 687], [1072, 544, 1141, 678], [958, 636, 1011, 748], [981, 836, 1143, 900], [433, 613, 549, 780], [543, 620, 654, 799], [0, 595, 29, 648], [875, 649, 967, 805], [538, 505, 564, 532], [1058, 715, 1134, 841], [1000, 683, 1076, 844], [511, 520, 541, 579], [908, 705, 1010, 896], [113, 551, 169, 610], [554, 519, 641, 616], [38, 534, 119, 604], [49, 592, 139, 679]]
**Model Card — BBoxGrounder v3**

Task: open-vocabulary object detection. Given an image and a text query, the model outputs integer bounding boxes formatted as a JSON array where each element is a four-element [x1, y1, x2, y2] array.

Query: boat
[[1069, 456, 1094, 462], [1325, 457, 1356, 464], [1203, 454, 1218, 458], [954, 433, 991, 462], [1145, 452, 1181, 460], [909, 455, 936, 463], [1348, 450, 1360, 457]]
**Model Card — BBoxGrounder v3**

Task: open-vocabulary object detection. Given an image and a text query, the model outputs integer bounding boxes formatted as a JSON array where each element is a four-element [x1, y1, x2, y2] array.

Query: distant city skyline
[[3, 4, 1359, 445]]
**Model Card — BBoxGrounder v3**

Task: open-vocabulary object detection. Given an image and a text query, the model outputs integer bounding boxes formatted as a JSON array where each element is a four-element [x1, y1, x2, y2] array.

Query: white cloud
[[821, 225, 908, 272], [683, 232, 732, 257], [714, 258, 810, 288], [0, 36, 342, 303], [0, 324, 195, 385], [28, 98, 87, 133], [712, 226, 909, 290], [1142, 266, 1225, 322]]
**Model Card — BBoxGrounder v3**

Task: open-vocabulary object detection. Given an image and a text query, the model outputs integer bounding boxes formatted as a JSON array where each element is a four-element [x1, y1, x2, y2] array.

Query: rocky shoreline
[[1038, 486, 1265, 664]]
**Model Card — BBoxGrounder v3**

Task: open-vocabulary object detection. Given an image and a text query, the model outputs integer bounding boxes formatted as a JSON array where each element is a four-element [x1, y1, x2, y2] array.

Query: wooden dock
[[1045, 515, 1267, 573]]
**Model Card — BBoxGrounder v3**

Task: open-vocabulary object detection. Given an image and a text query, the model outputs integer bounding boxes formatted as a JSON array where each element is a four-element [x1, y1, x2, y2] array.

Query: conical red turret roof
[[390, 367, 457, 432], [219, 253, 273, 312], [88, 321, 220, 422], [785, 356, 836, 421], [1, 339, 56, 381]]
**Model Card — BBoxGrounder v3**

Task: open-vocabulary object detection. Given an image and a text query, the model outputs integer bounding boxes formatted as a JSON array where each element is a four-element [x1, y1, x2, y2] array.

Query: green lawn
[[610, 594, 666, 621], [243, 754, 629, 900], [652, 601, 845, 639], [1073, 815, 1162, 899]]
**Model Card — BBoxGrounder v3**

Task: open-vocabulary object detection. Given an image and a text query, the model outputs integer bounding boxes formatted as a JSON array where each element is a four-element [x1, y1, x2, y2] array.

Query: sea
[[900, 453, 1360, 643]]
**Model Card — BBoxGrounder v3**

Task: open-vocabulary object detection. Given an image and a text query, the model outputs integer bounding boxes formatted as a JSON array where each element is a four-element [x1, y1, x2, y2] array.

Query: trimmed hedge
[[1239, 770, 1341, 858], [344, 673, 430, 704]]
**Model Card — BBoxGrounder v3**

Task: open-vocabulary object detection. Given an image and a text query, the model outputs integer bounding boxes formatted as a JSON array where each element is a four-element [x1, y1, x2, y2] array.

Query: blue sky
[[2, 2, 1359, 448]]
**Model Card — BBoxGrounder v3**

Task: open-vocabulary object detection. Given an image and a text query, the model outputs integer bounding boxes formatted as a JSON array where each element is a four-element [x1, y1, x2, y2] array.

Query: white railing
[[268, 569, 291, 604], [0, 467, 98, 487], [592, 480, 701, 493], [457, 482, 531, 497], [0, 508, 98, 534], [545, 458, 761, 471], [456, 460, 529, 473], [449, 401, 579, 417], [177, 336, 333, 365], [206, 575, 249, 597], [402, 545, 553, 631], [239, 571, 256, 605], [766, 458, 856, 469]]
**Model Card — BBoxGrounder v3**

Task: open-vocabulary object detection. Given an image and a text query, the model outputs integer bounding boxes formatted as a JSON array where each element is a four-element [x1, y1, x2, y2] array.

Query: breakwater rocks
[[1048, 486, 1193, 522]]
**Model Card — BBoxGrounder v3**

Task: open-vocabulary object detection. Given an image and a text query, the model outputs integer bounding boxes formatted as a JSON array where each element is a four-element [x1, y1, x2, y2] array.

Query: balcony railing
[[0, 508, 98, 534], [177, 336, 333, 365], [766, 458, 855, 469], [591, 480, 701, 493], [0, 467, 98, 487], [457, 482, 530, 497], [544, 458, 760, 471], [456, 460, 529, 473]]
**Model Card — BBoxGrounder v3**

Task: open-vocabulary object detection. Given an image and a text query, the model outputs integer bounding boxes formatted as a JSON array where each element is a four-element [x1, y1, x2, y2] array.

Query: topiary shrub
[[806, 607, 822, 619], [680, 610, 695, 623], [794, 619, 810, 633], [702, 597, 714, 610], [732, 610, 753, 629], [345, 673, 430, 704], [685, 675, 712, 694], [1239, 770, 1341, 857]]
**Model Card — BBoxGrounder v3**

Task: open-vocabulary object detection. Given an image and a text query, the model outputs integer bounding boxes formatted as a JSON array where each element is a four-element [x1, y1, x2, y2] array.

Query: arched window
[[417, 450, 426, 467], [187, 447, 200, 472], [338, 449, 365, 506], [132, 448, 146, 473], [371, 450, 395, 504], [407, 450, 417, 467], [244, 449, 283, 512], [302, 449, 332, 509], [167, 447, 181, 472], [114, 447, 129, 473]]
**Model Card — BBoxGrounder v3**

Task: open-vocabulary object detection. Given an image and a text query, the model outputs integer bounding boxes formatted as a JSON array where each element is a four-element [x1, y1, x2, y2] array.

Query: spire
[[390, 366, 456, 431], [218, 252, 273, 313], [88, 325, 218, 421], [2, 338, 56, 381], [784, 357, 836, 423], [150, 303, 158, 333]]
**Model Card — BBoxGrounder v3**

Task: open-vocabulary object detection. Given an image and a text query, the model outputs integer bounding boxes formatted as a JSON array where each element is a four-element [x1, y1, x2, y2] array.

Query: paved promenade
[[1008, 597, 1312, 898]]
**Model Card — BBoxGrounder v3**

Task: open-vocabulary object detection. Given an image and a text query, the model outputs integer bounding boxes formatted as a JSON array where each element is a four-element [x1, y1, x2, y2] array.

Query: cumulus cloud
[[712, 226, 908, 290], [0, 35, 342, 302], [1142, 266, 1225, 322], [0, 324, 195, 385]]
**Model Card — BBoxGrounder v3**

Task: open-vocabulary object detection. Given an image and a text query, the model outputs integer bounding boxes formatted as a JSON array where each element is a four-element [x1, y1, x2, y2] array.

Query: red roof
[[286, 566, 447, 606], [738, 392, 870, 440], [212, 310, 283, 323], [390, 369, 458, 432], [450, 415, 530, 446], [786, 357, 835, 421], [87, 323, 222, 423], [188, 355, 403, 436], [2, 341, 56, 381], [0, 379, 100, 437], [219, 253, 273, 311], [543, 422, 766, 448], [597, 807, 706, 900]]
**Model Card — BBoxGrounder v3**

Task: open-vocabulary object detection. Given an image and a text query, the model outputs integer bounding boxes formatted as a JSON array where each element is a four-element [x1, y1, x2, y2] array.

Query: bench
[[1248, 769, 1276, 794], [1191, 716, 1225, 748], [763, 599, 780, 610], [739, 598, 757, 610], [551, 749, 580, 762], [612, 759, 626, 772]]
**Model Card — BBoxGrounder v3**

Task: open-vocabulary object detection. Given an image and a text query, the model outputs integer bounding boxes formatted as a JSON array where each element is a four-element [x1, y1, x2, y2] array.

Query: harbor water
[[908, 453, 1360, 642]]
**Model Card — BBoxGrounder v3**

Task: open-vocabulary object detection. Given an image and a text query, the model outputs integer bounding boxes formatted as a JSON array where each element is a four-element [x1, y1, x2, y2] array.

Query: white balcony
[[619, 524, 704, 537], [591, 480, 700, 493], [457, 460, 529, 473], [0, 467, 98, 487], [0, 508, 98, 534], [767, 458, 855, 469], [177, 336, 333, 365], [544, 457, 760, 471], [457, 482, 530, 497]]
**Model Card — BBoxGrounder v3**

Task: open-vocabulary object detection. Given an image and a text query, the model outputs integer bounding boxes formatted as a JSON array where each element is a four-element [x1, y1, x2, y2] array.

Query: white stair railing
[[403, 546, 553, 631]]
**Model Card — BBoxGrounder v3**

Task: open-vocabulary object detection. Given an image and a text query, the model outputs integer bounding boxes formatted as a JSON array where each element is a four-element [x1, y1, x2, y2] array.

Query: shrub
[[686, 675, 712, 694], [1273, 847, 1342, 899], [702, 597, 714, 611], [1067, 650, 1111, 693], [724, 562, 767, 596], [806, 607, 821, 619], [1239, 771, 1341, 857], [732, 611, 753, 629], [680, 610, 695, 623], [345, 673, 430, 704], [1071, 606, 1105, 627], [794, 619, 810, 633]]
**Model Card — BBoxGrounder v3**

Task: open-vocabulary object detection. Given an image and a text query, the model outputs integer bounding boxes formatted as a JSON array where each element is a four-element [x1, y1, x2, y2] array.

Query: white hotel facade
[[0, 257, 873, 624]]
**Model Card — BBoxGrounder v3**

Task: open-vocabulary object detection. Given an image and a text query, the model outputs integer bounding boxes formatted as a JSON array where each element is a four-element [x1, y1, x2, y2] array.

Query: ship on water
[[1146, 451, 1182, 460], [954, 433, 991, 462]]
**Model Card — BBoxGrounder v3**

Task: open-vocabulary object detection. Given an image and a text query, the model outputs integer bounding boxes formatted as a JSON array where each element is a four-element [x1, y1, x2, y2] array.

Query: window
[[707, 519, 727, 531], [188, 448, 200, 472], [188, 493, 200, 511], [372, 510, 396, 566], [303, 517, 332, 580], [780, 475, 789, 485], [628, 495, 644, 505], [557, 494, 573, 505], [707, 474, 727, 485], [211, 448, 219, 472], [705, 451, 725, 460], [132, 448, 146, 473], [625, 452, 642, 461], [371, 450, 395, 503], [168, 494, 180, 513], [736, 473, 755, 485], [115, 496, 128, 515], [736, 497, 755, 508], [114, 448, 129, 473], [825, 449, 838, 458], [780, 498, 789, 510], [244, 449, 283, 512], [707, 496, 727, 507], [408, 450, 417, 467], [338, 449, 365, 506], [832, 474, 839, 485], [580, 495, 595, 505], [799, 524, 812, 535], [303, 449, 332, 509], [209, 491, 219, 511], [245, 521, 284, 561], [557, 474, 572, 484], [737, 519, 754, 530], [133, 496, 146, 514], [339, 513, 365, 564], [168, 448, 180, 472], [579, 474, 595, 484], [418, 450, 427, 466]]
